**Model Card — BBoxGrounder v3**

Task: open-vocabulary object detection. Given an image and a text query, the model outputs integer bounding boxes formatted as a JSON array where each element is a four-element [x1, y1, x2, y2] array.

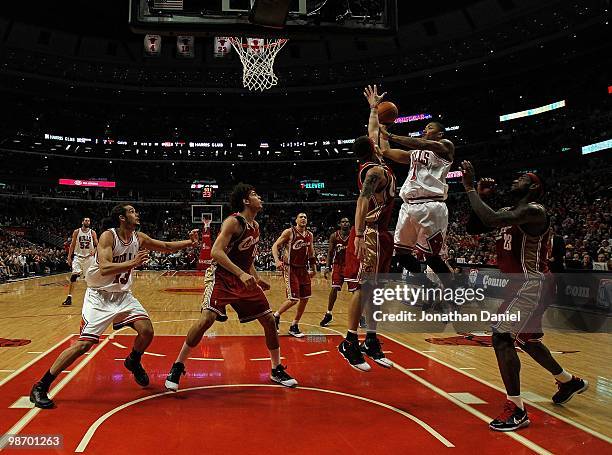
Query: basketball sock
[[176, 342, 192, 364], [129, 349, 143, 363], [326, 311, 332, 315], [554, 370, 573, 383], [67, 294, 72, 298], [273, 311, 280, 318], [269, 348, 281, 369], [291, 320, 298, 326], [507, 395, 524, 410], [366, 331, 377, 341], [39, 370, 56, 391], [346, 330, 358, 343]]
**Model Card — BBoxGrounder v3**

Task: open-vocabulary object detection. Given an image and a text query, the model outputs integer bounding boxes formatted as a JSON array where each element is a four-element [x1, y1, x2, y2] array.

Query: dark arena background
[[0, 1, 610, 453]]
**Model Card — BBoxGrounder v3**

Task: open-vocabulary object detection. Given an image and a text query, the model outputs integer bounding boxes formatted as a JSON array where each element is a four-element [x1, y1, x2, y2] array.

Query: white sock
[[326, 311, 332, 315], [348, 329, 357, 334], [507, 395, 524, 410], [554, 370, 573, 383], [291, 320, 298, 326], [273, 311, 280, 318], [176, 341, 192, 364], [68, 294, 72, 297], [270, 348, 281, 369]]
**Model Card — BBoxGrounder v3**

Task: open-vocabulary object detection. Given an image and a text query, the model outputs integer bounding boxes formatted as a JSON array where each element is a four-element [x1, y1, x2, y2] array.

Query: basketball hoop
[[229, 37, 288, 92]]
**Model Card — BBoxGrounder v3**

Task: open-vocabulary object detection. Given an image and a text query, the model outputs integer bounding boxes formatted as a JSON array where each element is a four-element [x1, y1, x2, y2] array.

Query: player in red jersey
[[165, 184, 297, 390], [320, 217, 351, 327], [272, 213, 317, 337], [338, 85, 396, 371], [462, 161, 588, 432]]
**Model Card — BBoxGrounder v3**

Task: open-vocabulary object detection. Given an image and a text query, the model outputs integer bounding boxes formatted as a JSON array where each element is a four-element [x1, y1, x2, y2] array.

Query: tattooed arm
[[354, 166, 385, 259]]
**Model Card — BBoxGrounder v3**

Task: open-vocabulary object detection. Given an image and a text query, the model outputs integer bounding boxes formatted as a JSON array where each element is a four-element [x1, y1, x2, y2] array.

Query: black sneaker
[[30, 382, 54, 409], [489, 401, 530, 432], [288, 324, 305, 338], [62, 296, 72, 306], [360, 337, 393, 368], [552, 376, 589, 404], [124, 357, 149, 387], [274, 314, 281, 333], [165, 362, 186, 391], [358, 316, 367, 329], [320, 313, 333, 327], [270, 365, 298, 388], [338, 339, 370, 372]]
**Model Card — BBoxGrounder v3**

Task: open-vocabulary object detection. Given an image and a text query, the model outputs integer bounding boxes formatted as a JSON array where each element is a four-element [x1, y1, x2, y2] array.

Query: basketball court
[[0, 272, 610, 453]]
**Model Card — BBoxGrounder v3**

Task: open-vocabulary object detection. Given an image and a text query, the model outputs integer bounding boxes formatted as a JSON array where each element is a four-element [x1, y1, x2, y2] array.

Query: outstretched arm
[[461, 161, 545, 228], [382, 127, 454, 162], [138, 230, 199, 253]]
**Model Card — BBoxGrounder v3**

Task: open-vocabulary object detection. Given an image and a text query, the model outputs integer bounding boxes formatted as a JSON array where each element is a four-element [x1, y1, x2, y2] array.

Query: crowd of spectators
[[0, 230, 68, 282], [1, 159, 609, 280]]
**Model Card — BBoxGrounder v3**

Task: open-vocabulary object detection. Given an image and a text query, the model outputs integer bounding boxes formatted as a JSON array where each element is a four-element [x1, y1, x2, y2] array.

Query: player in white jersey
[[379, 122, 455, 287], [62, 217, 98, 306], [30, 204, 199, 409]]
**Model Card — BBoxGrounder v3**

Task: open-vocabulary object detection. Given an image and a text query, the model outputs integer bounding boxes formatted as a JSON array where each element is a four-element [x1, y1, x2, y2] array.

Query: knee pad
[[70, 274, 78, 283]]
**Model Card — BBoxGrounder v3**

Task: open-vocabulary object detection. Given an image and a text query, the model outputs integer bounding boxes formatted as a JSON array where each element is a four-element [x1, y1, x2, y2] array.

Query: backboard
[[129, 0, 398, 38]]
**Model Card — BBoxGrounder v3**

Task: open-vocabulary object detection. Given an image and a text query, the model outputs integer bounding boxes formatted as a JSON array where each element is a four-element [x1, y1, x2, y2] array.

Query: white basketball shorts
[[394, 201, 448, 256], [72, 255, 94, 277], [79, 288, 150, 343]]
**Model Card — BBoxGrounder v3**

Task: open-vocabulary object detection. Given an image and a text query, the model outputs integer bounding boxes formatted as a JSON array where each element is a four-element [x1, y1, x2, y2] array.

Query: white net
[[229, 37, 288, 92]]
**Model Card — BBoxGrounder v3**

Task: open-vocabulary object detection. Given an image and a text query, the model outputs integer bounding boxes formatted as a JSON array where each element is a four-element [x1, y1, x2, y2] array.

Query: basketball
[[378, 101, 399, 125]]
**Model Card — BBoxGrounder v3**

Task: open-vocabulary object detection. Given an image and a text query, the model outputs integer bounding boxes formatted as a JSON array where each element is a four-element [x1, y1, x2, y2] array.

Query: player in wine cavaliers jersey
[[462, 161, 588, 432], [30, 204, 199, 409], [338, 85, 396, 371], [62, 217, 98, 306], [320, 217, 351, 327], [272, 213, 317, 337], [165, 184, 297, 390]]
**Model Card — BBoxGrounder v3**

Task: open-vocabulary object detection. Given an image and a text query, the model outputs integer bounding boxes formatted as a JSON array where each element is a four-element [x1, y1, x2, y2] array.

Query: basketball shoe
[[360, 336, 393, 368], [62, 296, 72, 306], [319, 313, 333, 327], [489, 401, 530, 431], [288, 324, 305, 338], [124, 357, 149, 387], [165, 362, 186, 391], [30, 383, 54, 409], [552, 376, 589, 404], [338, 339, 371, 372], [270, 365, 298, 388]]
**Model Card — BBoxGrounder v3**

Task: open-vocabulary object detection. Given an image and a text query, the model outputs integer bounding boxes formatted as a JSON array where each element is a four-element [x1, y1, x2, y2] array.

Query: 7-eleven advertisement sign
[[214, 37, 232, 58]]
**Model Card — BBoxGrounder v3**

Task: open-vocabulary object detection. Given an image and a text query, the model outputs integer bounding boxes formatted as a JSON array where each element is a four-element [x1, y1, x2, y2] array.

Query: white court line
[[188, 357, 224, 361], [304, 350, 329, 357], [250, 357, 286, 361], [27, 352, 43, 354], [0, 370, 15, 373], [143, 352, 165, 357], [459, 367, 476, 370], [393, 361, 552, 455], [381, 333, 612, 445], [1, 335, 74, 388], [421, 350, 436, 353], [0, 336, 113, 450], [112, 342, 127, 349], [74, 384, 454, 452]]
